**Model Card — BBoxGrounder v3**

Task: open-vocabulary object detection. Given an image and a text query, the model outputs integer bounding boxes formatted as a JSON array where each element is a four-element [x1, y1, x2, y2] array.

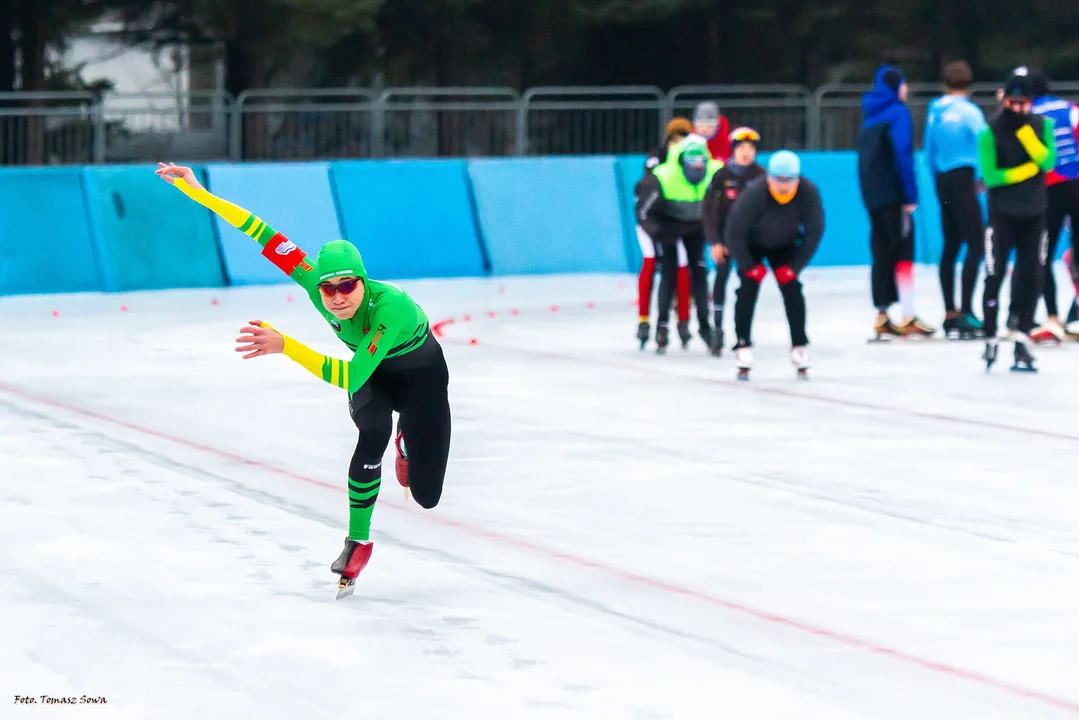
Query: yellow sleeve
[[172, 177, 315, 286], [260, 323, 350, 390], [1015, 125, 1051, 166], [173, 178, 256, 230]]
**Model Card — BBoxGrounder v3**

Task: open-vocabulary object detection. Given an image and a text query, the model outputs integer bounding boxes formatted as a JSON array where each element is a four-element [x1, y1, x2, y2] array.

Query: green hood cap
[[315, 240, 368, 283]]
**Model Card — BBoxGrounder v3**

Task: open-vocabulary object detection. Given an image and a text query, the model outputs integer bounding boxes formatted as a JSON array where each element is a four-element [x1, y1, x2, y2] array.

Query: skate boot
[[637, 320, 650, 350], [1030, 317, 1065, 344], [676, 320, 692, 349], [873, 313, 902, 341], [982, 339, 999, 372], [709, 327, 725, 357], [655, 324, 669, 355], [331, 538, 373, 599], [1006, 311, 1019, 332], [790, 345, 810, 380], [955, 312, 985, 339], [942, 312, 960, 338], [734, 341, 753, 381], [394, 430, 409, 491], [897, 316, 936, 337], [1011, 340, 1037, 373]]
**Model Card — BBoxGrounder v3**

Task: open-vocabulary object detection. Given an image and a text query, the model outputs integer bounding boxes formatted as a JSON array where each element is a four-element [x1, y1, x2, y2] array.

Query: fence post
[[807, 88, 822, 150], [371, 92, 386, 159], [515, 96, 528, 155], [230, 91, 245, 160], [93, 96, 106, 163]]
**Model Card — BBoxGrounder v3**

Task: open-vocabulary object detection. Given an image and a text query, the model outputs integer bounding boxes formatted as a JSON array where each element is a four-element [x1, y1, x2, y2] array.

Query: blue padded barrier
[[204, 162, 342, 285], [83, 165, 224, 291], [331, 160, 487, 280], [468, 156, 629, 275], [615, 155, 648, 272], [0, 168, 100, 295]]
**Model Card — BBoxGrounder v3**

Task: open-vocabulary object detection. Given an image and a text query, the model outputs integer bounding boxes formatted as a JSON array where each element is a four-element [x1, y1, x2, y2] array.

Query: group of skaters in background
[[635, 63, 1079, 376], [634, 103, 823, 380]]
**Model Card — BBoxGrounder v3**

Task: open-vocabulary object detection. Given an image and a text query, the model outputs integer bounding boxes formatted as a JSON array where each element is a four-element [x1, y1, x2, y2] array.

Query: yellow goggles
[[729, 127, 761, 144]]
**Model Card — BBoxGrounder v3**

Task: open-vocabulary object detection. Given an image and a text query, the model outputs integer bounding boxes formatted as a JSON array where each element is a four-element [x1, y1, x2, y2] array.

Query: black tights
[[348, 336, 451, 510]]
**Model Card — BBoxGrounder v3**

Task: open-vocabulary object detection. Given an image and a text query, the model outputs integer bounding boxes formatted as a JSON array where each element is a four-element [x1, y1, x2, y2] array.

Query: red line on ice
[[0, 380, 1077, 713]]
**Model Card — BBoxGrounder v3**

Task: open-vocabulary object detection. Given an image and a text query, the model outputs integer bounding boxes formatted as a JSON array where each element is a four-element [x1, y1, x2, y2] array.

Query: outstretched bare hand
[[236, 321, 284, 359], [155, 162, 204, 190]]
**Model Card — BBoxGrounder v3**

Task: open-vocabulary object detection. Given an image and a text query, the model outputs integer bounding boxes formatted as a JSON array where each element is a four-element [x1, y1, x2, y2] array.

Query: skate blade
[[336, 578, 356, 600], [736, 369, 750, 381], [796, 368, 809, 380], [1009, 365, 1038, 373]]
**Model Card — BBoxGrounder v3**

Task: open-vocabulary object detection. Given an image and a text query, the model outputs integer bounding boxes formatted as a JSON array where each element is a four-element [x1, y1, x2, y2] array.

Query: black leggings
[[868, 203, 914, 309], [348, 336, 451, 510], [935, 168, 985, 314], [734, 244, 808, 347], [657, 230, 710, 329], [983, 211, 1046, 338], [1009, 181, 1079, 319], [712, 251, 732, 320], [1043, 180, 1079, 316]]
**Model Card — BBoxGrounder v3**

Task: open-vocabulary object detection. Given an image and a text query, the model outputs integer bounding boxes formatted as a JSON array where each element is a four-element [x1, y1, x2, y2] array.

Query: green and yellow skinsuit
[[172, 178, 430, 541], [977, 117, 1057, 205]]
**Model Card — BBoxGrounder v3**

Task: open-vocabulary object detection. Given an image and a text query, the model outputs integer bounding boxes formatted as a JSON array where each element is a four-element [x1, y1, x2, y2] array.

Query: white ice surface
[[1, 265, 1078, 719]]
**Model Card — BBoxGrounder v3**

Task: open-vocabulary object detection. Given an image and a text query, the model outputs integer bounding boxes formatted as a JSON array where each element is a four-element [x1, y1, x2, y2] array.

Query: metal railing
[[7, 81, 1079, 165]]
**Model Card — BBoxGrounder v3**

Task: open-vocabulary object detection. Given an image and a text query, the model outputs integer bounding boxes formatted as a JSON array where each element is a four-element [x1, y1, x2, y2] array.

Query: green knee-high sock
[[348, 477, 381, 541]]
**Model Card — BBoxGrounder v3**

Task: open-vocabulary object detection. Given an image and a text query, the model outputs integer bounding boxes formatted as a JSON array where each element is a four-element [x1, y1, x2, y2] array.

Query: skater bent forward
[[724, 150, 823, 379], [155, 162, 452, 597]]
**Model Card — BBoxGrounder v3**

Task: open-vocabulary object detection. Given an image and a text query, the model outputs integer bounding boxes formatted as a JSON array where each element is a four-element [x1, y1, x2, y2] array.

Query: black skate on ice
[[637, 321, 650, 350], [676, 321, 692, 350], [331, 538, 373, 599], [1010, 341, 1037, 373], [655, 324, 669, 355], [709, 328, 724, 357], [983, 340, 999, 373]]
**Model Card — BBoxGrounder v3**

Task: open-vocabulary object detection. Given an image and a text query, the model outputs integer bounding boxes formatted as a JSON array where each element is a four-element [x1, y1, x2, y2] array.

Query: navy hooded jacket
[[857, 66, 918, 210]]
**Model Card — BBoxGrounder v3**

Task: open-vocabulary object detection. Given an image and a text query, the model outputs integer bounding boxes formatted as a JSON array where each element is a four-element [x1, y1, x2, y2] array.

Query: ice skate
[[790, 346, 810, 380], [636, 320, 650, 350], [870, 313, 902, 342], [983, 339, 999, 373], [1030, 317, 1065, 344], [394, 430, 409, 499], [897, 316, 936, 338], [709, 327, 724, 357], [734, 342, 753, 381], [1011, 340, 1037, 373], [676, 320, 692, 350], [655, 324, 669, 355], [944, 311, 983, 340], [331, 538, 373, 599]]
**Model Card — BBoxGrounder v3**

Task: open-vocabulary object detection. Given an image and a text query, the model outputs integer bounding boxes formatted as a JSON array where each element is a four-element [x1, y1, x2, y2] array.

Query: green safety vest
[[653, 149, 722, 221]]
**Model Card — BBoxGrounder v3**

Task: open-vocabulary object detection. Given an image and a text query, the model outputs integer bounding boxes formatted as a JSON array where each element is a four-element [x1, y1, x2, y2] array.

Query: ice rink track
[[2, 264, 1078, 719]]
